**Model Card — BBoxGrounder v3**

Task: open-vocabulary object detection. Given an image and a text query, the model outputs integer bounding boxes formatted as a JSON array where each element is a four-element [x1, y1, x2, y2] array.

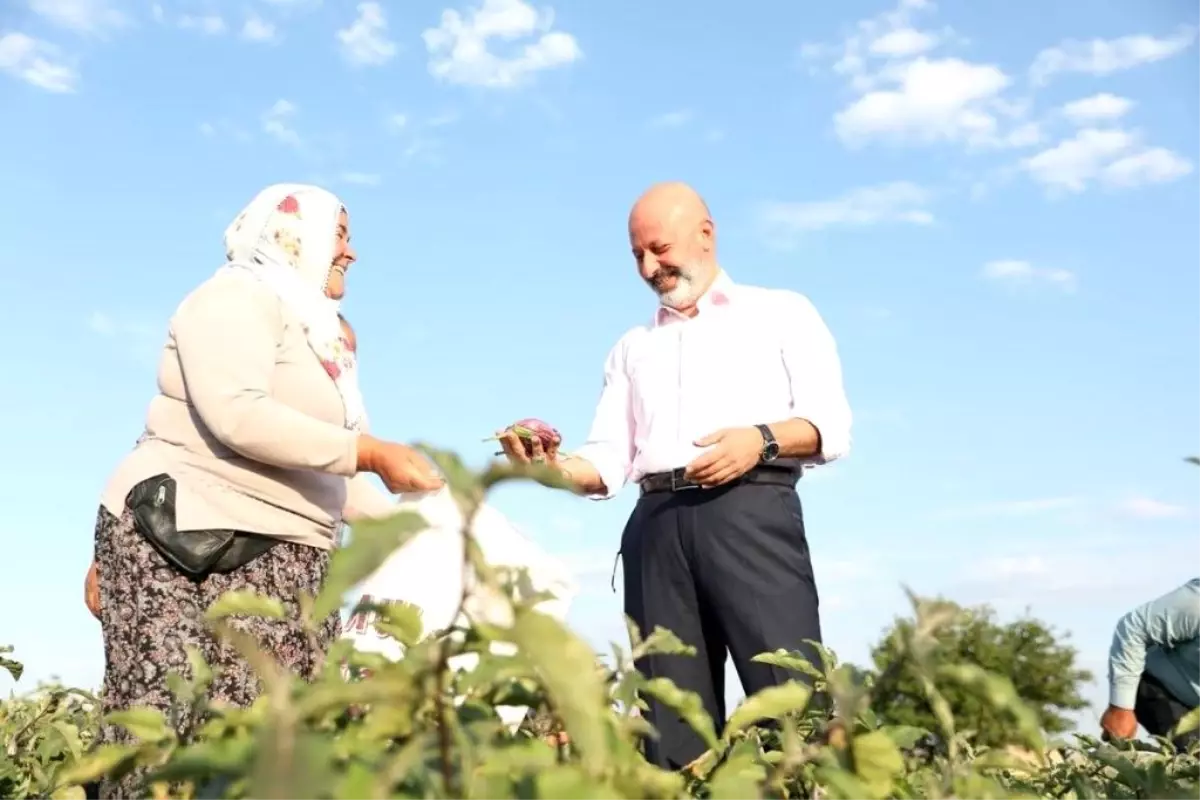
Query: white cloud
[[385, 112, 408, 133], [241, 16, 278, 43], [261, 99, 301, 147], [1030, 26, 1197, 85], [1102, 148, 1193, 189], [806, 0, 1032, 150], [1115, 495, 1189, 520], [1061, 93, 1132, 124], [1021, 128, 1193, 193], [337, 2, 397, 67], [29, 0, 128, 35], [423, 0, 582, 89], [0, 32, 77, 93], [648, 109, 693, 129], [760, 182, 934, 234], [339, 171, 382, 186], [835, 57, 1012, 146], [981, 259, 1077, 291], [178, 14, 226, 35], [869, 27, 938, 58]]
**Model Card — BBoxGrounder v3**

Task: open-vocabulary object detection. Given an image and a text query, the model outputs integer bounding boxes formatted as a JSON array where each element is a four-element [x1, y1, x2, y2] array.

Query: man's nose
[[639, 256, 658, 281]]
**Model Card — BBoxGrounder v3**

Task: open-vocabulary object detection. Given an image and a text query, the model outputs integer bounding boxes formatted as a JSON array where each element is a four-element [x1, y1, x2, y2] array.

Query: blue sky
[[1, 0, 1197, 730]]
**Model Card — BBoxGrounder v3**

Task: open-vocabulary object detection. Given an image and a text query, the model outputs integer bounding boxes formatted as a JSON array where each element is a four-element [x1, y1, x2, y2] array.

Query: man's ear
[[698, 219, 715, 254]]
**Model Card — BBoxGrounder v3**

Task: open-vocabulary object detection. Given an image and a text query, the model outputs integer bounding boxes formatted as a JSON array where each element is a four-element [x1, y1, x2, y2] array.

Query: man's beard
[[649, 264, 701, 309]]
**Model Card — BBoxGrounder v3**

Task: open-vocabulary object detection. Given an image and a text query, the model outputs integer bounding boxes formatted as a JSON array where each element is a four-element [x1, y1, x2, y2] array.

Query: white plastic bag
[[340, 486, 579, 732]]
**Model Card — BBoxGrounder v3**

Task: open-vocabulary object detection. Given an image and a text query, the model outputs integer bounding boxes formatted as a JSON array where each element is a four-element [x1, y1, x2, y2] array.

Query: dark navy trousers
[[621, 480, 824, 769]]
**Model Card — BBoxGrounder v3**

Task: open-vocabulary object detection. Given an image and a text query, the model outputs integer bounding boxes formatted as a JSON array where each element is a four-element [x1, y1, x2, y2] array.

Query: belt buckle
[[670, 469, 700, 492]]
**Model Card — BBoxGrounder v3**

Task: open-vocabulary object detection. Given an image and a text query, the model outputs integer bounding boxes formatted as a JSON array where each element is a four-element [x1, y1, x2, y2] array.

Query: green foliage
[[868, 597, 1094, 749], [3, 448, 1198, 799]]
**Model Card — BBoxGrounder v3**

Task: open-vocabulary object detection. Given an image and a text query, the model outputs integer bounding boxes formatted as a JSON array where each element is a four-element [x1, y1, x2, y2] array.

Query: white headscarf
[[218, 183, 367, 431]]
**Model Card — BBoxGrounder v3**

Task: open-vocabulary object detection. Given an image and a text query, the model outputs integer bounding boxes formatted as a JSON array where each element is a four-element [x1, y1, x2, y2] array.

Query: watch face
[[764, 442, 780, 460]]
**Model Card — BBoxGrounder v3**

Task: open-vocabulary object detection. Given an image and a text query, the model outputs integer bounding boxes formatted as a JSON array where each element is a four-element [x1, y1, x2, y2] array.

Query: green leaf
[[204, 589, 286, 623], [0, 645, 23, 682], [723, 680, 812, 739], [49, 786, 87, 800], [707, 738, 766, 800], [55, 744, 141, 788], [1172, 705, 1200, 739], [633, 626, 696, 661], [751, 649, 824, 680], [936, 663, 1045, 751], [104, 708, 173, 744], [478, 459, 575, 494], [372, 600, 424, 647], [641, 677, 718, 751], [148, 736, 255, 782], [49, 721, 84, 761], [879, 724, 929, 750], [535, 764, 621, 799], [508, 608, 612, 774], [851, 730, 905, 799], [249, 727, 336, 800], [412, 443, 485, 521], [311, 509, 428, 624]]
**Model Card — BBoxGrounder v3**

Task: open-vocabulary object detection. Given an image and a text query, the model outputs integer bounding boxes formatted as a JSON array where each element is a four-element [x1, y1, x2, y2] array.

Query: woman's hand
[[357, 436, 444, 493], [85, 562, 100, 620]]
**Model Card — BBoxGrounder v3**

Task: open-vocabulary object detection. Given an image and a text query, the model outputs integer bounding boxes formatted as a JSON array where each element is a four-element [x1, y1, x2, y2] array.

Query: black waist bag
[[126, 474, 279, 578]]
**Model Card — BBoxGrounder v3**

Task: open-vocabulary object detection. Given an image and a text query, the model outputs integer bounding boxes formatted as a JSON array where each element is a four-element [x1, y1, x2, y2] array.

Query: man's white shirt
[[572, 271, 852, 498]]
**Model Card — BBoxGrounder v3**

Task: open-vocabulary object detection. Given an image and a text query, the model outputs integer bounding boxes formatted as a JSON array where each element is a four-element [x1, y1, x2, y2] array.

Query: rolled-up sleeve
[[779, 292, 852, 464], [570, 338, 637, 500], [1108, 579, 1200, 709], [174, 277, 359, 476]]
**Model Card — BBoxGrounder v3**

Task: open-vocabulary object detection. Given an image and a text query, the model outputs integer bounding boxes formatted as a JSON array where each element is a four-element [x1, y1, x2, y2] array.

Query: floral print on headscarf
[[218, 183, 367, 432]]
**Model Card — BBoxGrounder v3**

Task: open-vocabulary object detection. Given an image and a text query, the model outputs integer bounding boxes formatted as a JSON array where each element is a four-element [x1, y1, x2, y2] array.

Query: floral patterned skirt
[[93, 505, 340, 798]]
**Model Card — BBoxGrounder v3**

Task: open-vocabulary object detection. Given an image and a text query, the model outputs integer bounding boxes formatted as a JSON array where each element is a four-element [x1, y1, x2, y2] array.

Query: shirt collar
[[654, 270, 734, 327]]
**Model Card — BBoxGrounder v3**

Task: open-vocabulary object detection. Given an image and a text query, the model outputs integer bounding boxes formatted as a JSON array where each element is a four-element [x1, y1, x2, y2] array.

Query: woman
[[92, 183, 441, 798]]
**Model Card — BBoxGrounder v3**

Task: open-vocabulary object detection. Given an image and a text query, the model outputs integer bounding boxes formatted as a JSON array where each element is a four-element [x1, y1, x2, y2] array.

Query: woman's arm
[[173, 277, 359, 476]]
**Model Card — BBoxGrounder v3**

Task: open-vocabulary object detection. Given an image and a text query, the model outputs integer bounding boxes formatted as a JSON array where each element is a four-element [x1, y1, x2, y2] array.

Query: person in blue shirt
[[1101, 577, 1200, 749]]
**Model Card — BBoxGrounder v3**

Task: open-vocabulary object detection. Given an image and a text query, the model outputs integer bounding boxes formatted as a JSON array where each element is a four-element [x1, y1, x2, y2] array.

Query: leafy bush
[[868, 602, 1093, 748], [3, 448, 1198, 799]]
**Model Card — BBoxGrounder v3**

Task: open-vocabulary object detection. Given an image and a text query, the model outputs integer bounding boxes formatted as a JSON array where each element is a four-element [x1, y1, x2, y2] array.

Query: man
[[497, 181, 851, 769], [1101, 577, 1199, 750]]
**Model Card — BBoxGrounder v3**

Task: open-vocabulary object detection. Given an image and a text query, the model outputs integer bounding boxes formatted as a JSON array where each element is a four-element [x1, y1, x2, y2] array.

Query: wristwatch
[[755, 424, 780, 463]]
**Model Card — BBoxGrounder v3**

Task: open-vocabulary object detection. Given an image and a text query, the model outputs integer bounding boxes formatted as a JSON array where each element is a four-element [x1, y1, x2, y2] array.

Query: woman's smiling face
[[326, 208, 356, 300]]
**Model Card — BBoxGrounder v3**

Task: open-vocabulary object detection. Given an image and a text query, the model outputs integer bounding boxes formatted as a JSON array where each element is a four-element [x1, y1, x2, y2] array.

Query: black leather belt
[[638, 465, 798, 495]]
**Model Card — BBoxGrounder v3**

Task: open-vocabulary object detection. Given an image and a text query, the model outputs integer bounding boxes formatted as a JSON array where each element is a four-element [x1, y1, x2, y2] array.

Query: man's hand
[[497, 424, 561, 467], [1100, 705, 1139, 741], [684, 427, 763, 487], [85, 562, 100, 620]]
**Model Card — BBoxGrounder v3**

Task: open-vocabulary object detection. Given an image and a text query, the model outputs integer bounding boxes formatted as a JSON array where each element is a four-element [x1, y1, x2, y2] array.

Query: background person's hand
[[85, 562, 100, 620], [1099, 705, 1139, 741], [358, 437, 444, 493]]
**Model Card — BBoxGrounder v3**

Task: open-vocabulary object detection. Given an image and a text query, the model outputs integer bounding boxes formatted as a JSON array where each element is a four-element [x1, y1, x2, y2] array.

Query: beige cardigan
[[101, 271, 394, 550]]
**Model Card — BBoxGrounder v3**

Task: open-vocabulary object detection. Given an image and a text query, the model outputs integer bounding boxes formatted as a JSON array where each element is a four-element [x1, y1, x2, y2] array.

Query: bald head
[[628, 182, 718, 314], [629, 181, 712, 229]]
